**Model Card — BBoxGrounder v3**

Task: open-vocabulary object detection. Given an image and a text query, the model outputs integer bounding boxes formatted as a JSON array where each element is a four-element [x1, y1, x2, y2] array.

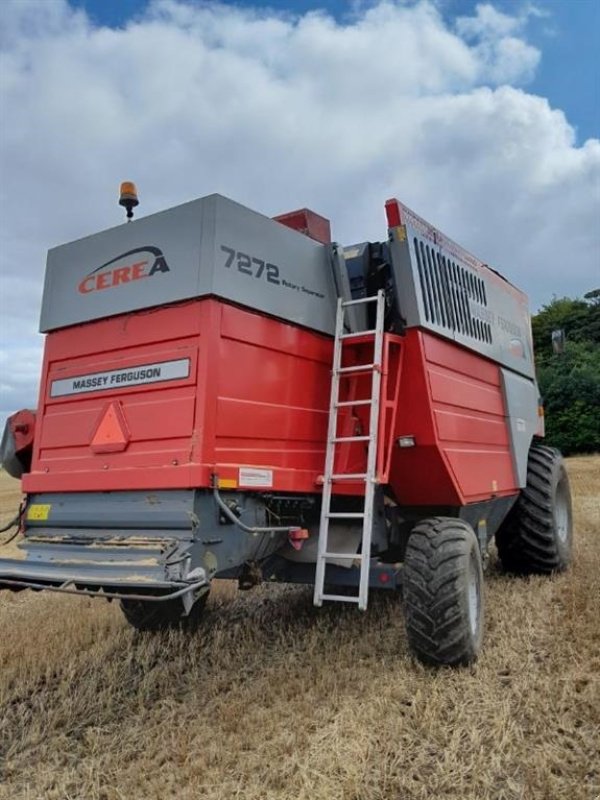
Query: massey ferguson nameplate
[[50, 358, 190, 397]]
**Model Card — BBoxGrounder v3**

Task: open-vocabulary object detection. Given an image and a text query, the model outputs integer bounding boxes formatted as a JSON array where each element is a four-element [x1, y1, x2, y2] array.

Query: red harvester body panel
[[24, 298, 332, 493], [24, 297, 518, 505], [388, 329, 517, 505]]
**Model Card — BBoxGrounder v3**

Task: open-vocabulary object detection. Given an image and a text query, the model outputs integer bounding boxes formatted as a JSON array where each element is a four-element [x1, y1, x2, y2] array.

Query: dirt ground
[[0, 457, 598, 800]]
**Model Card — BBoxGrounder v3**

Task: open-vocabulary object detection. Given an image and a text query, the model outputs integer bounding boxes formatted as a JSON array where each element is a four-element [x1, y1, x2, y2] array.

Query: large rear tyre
[[496, 444, 572, 575], [403, 517, 484, 667], [120, 591, 209, 632]]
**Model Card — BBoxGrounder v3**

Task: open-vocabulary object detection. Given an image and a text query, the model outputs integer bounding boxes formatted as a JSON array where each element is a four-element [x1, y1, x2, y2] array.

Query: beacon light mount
[[119, 181, 139, 222]]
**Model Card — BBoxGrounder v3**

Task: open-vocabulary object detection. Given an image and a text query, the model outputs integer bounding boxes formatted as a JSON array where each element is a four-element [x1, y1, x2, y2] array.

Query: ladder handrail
[[313, 290, 386, 611]]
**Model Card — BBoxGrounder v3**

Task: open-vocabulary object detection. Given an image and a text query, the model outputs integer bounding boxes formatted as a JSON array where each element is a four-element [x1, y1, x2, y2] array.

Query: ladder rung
[[341, 296, 379, 307], [331, 435, 370, 443], [325, 512, 365, 519], [334, 399, 372, 408], [320, 594, 360, 603], [338, 363, 378, 374], [330, 473, 368, 481], [341, 330, 377, 340], [322, 552, 364, 560]]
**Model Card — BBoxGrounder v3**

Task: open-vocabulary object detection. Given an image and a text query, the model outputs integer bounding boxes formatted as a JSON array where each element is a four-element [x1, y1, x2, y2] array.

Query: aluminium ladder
[[313, 289, 386, 611]]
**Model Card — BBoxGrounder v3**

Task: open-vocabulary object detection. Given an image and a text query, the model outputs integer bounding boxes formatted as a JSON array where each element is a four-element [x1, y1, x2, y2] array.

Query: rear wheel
[[403, 517, 484, 667], [496, 444, 572, 574], [120, 591, 209, 632]]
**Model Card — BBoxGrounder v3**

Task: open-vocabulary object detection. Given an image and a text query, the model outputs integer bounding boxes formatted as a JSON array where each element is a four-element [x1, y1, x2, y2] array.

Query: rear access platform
[[0, 489, 291, 603]]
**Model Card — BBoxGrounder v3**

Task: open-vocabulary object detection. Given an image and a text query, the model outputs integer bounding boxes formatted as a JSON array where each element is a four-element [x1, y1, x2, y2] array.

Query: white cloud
[[455, 2, 541, 83], [456, 2, 523, 38], [0, 0, 599, 427]]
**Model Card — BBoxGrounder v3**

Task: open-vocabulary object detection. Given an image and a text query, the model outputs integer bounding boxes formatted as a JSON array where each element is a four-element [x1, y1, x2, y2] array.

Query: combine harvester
[[0, 186, 572, 665]]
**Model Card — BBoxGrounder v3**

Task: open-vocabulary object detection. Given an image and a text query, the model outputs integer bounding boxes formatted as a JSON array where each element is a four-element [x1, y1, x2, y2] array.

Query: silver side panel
[[500, 369, 539, 487], [40, 194, 338, 334], [329, 244, 363, 332], [388, 225, 535, 379]]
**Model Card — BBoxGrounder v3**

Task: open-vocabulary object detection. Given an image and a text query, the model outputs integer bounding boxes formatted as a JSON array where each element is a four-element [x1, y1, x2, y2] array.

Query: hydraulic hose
[[212, 483, 301, 536]]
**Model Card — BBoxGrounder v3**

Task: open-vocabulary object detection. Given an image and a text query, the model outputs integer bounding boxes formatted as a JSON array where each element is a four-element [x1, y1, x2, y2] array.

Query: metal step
[[334, 399, 372, 408], [338, 363, 377, 374], [331, 435, 370, 443], [325, 512, 365, 519], [341, 329, 376, 340], [320, 594, 360, 603], [323, 552, 364, 560], [330, 473, 368, 481], [342, 296, 379, 307]]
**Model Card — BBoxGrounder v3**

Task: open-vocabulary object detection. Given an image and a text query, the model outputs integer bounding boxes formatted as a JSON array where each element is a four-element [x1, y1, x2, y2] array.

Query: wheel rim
[[467, 552, 481, 638], [555, 479, 570, 544]]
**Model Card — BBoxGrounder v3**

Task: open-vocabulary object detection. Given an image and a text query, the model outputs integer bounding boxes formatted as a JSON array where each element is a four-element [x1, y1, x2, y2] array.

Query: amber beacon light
[[119, 181, 139, 222]]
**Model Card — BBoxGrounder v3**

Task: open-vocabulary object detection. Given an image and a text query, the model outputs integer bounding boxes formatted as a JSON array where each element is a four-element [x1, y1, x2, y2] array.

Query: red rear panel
[[389, 329, 518, 505], [23, 299, 333, 493], [24, 300, 518, 507], [208, 303, 332, 491]]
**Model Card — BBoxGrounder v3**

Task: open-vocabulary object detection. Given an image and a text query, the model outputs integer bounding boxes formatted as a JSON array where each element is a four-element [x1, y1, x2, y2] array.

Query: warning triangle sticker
[[90, 401, 130, 453]]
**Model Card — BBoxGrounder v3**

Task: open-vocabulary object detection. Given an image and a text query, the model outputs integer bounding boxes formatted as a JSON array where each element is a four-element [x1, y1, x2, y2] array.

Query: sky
[[72, 0, 600, 144], [0, 0, 599, 428]]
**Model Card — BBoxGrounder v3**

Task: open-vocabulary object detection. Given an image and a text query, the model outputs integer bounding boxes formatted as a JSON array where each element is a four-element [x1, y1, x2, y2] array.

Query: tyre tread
[[403, 517, 483, 667], [120, 592, 209, 632], [496, 444, 572, 574]]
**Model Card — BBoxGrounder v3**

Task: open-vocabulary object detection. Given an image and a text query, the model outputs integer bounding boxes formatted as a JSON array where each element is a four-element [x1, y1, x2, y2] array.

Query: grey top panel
[[388, 216, 536, 380], [40, 195, 338, 334]]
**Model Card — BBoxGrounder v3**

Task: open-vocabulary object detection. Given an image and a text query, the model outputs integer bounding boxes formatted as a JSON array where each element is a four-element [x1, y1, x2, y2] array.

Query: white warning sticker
[[239, 467, 274, 488]]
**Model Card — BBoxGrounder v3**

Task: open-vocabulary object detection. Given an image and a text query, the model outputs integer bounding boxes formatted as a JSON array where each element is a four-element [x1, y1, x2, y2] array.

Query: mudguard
[[1, 410, 35, 479]]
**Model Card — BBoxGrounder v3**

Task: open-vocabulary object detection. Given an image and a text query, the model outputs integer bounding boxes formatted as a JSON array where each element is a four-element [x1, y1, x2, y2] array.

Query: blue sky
[[70, 0, 599, 143]]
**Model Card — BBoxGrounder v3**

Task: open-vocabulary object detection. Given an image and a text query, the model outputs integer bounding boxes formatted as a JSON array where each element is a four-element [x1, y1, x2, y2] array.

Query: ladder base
[[320, 594, 360, 604]]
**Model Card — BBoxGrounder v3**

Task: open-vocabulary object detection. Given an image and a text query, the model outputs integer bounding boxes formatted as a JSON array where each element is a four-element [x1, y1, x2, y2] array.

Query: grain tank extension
[[0, 192, 573, 665]]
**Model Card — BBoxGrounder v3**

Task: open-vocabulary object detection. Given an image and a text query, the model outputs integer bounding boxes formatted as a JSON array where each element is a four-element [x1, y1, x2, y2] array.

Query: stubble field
[[0, 457, 598, 800]]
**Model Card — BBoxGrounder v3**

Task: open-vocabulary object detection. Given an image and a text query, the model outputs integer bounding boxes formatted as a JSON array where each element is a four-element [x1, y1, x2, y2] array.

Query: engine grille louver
[[414, 237, 492, 345]]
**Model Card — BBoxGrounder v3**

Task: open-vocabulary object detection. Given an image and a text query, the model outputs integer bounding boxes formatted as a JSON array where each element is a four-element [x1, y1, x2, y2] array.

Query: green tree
[[532, 294, 600, 454], [532, 293, 600, 364]]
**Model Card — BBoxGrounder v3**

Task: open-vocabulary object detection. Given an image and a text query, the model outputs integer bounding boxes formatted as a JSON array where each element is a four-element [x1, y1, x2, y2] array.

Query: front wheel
[[496, 444, 573, 575], [403, 517, 484, 667], [120, 590, 209, 632]]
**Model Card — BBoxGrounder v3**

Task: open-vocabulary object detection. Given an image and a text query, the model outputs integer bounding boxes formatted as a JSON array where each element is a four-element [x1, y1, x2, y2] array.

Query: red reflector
[[90, 401, 130, 453], [378, 571, 390, 584], [288, 527, 309, 551], [385, 198, 402, 228], [288, 527, 309, 541]]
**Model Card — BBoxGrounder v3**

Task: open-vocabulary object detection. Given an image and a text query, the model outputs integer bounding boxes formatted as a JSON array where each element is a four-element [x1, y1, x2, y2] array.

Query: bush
[[537, 340, 600, 454]]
